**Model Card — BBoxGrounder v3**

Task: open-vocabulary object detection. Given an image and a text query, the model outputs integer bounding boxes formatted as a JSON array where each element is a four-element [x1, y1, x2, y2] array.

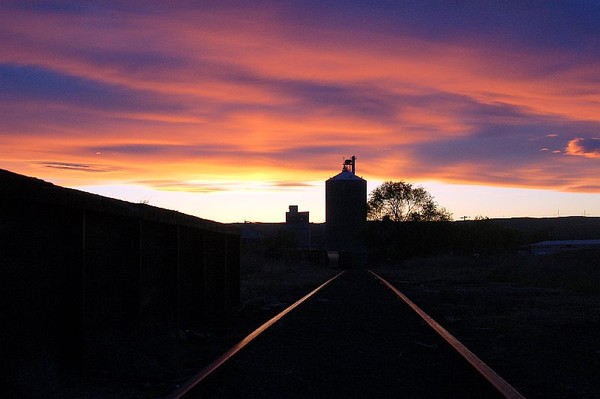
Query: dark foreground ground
[[375, 250, 600, 399], [30, 250, 600, 398], [193, 269, 503, 398], [220, 250, 600, 398], [40, 259, 339, 398]]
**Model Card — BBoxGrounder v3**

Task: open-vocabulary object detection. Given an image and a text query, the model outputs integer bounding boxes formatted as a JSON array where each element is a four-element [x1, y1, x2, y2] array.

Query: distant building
[[286, 205, 309, 224], [285, 205, 310, 248], [325, 156, 367, 252], [529, 239, 600, 255]]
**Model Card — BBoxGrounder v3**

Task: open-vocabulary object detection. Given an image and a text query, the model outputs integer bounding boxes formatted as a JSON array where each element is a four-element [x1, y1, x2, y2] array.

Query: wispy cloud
[[136, 178, 317, 193], [135, 180, 232, 193], [39, 161, 119, 173]]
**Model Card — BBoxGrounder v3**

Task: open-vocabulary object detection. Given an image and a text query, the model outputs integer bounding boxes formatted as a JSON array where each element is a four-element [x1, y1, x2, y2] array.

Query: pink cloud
[[566, 138, 600, 159]]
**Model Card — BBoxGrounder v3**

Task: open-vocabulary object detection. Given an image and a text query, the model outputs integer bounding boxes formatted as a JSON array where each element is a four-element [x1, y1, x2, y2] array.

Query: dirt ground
[[39, 251, 599, 397], [373, 250, 600, 399], [194, 269, 505, 398], [168, 251, 600, 398], [25, 257, 337, 399]]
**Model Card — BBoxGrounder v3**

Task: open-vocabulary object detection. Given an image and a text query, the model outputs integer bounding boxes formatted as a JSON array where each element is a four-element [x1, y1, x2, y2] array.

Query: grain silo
[[325, 156, 367, 253]]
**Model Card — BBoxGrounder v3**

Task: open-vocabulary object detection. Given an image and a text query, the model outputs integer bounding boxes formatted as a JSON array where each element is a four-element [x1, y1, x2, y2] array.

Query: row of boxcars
[[0, 169, 240, 391]]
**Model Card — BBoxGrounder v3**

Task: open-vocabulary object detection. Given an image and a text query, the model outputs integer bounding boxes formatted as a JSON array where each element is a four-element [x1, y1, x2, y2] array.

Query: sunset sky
[[2, 1, 600, 222]]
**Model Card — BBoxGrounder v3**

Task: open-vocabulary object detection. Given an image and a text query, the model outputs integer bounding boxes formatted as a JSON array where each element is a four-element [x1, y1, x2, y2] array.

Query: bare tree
[[367, 181, 452, 222]]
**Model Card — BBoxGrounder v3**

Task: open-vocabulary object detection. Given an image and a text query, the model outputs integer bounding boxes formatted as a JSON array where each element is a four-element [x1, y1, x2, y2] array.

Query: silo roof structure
[[328, 169, 364, 181]]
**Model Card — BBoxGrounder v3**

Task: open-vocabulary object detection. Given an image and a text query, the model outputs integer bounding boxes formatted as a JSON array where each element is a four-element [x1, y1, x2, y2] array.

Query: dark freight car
[[0, 169, 240, 395]]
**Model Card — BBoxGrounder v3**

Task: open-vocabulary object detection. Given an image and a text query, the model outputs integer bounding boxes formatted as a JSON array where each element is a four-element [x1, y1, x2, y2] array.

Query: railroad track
[[168, 270, 525, 398]]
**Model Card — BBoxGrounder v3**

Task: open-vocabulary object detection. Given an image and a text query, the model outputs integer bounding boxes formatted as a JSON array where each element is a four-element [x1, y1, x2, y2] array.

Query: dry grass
[[374, 250, 600, 398], [377, 249, 600, 292], [240, 252, 338, 308]]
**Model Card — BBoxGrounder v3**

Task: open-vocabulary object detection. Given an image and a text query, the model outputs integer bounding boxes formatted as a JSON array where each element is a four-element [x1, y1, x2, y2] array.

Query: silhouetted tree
[[367, 181, 452, 222]]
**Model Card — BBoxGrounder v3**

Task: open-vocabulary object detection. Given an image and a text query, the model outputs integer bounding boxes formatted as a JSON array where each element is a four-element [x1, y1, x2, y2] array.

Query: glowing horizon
[[2, 2, 600, 223]]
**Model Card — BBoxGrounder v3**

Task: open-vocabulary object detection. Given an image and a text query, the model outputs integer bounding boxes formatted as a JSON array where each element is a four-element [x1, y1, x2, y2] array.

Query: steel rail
[[168, 270, 346, 399], [368, 270, 525, 399]]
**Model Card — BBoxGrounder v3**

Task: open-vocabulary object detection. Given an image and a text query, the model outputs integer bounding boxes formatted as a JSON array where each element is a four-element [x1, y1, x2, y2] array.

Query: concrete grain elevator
[[325, 156, 367, 256]]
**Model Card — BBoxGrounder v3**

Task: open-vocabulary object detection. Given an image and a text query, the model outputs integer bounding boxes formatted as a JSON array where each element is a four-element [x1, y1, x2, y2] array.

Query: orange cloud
[[566, 138, 600, 159]]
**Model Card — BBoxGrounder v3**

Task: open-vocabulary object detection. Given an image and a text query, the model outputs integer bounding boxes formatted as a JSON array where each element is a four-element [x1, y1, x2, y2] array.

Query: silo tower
[[325, 156, 367, 252]]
